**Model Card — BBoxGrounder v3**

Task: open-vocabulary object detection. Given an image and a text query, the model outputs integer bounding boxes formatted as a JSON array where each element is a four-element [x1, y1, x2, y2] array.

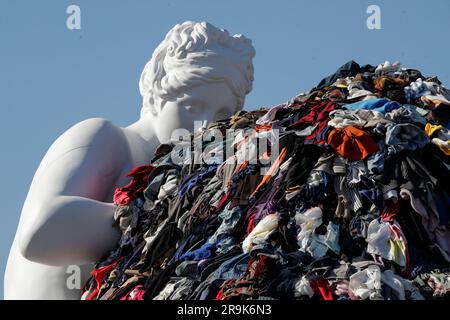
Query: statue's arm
[[17, 118, 128, 266]]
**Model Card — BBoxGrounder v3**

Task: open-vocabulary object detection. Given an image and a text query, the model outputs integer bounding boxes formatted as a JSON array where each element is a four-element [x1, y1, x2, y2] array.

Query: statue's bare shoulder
[[35, 118, 130, 181]]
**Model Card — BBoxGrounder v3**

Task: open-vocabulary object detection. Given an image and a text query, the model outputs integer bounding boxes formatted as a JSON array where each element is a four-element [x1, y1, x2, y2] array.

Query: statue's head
[[139, 21, 255, 143]]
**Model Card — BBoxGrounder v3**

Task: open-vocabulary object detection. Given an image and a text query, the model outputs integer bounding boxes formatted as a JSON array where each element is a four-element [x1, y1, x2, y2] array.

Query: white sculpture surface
[[4, 21, 255, 299]]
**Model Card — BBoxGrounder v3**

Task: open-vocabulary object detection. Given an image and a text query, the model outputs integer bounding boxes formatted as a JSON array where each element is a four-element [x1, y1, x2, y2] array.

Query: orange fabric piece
[[373, 76, 406, 91], [251, 147, 287, 196], [234, 160, 249, 175], [255, 124, 273, 132], [328, 126, 379, 161]]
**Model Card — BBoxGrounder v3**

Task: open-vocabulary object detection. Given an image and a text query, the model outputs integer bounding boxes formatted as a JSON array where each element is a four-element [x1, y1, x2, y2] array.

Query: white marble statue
[[4, 21, 255, 299]]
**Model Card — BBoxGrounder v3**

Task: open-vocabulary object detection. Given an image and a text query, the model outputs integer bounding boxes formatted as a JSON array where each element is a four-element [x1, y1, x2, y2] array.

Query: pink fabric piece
[[120, 285, 146, 300]]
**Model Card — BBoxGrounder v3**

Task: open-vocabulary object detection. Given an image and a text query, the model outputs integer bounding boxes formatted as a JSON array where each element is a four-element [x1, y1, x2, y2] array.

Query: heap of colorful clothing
[[81, 60, 450, 300]]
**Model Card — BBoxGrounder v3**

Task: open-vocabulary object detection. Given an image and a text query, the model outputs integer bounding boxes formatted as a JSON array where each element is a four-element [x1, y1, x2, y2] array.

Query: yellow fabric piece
[[389, 238, 407, 267], [425, 123, 445, 137]]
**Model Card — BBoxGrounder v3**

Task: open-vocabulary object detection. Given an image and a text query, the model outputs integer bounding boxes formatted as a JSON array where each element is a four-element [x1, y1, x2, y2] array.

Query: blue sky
[[1, 0, 449, 299]]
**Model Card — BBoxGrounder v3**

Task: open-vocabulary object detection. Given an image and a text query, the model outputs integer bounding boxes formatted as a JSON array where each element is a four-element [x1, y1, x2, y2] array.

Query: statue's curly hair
[[139, 21, 255, 116]]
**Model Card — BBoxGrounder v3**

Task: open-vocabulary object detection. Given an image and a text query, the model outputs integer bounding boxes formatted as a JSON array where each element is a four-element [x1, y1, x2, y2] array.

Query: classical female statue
[[4, 21, 255, 299]]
